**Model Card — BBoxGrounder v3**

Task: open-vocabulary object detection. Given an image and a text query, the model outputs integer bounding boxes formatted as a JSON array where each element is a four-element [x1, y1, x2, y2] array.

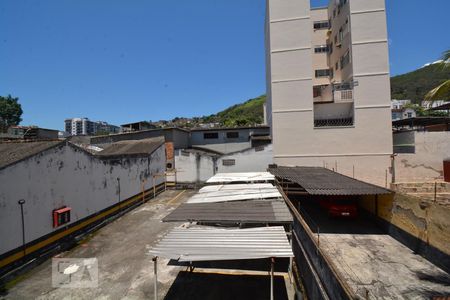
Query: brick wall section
[[165, 142, 174, 160]]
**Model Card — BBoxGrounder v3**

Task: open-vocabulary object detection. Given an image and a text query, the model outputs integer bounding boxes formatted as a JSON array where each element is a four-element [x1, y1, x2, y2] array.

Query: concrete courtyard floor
[[2, 190, 294, 300], [301, 201, 450, 299]]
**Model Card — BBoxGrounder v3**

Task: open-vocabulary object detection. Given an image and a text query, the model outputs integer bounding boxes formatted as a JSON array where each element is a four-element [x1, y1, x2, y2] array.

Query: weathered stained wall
[[0, 143, 165, 256], [394, 131, 450, 182], [360, 193, 450, 258], [217, 144, 273, 173], [174, 150, 216, 183]]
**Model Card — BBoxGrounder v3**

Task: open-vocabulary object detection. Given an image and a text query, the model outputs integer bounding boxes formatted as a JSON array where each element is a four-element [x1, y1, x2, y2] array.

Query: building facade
[[190, 126, 270, 154], [265, 0, 393, 186], [64, 118, 120, 136]]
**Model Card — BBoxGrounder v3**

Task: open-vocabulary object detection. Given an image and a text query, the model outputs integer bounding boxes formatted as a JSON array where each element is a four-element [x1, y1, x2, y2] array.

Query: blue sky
[[1, 0, 449, 130]]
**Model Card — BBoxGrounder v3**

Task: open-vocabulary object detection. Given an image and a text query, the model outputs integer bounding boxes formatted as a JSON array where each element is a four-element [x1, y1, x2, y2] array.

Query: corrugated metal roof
[[96, 137, 164, 157], [269, 166, 392, 196], [0, 140, 63, 170], [199, 183, 275, 193], [162, 200, 292, 224], [188, 184, 281, 204], [206, 172, 275, 184], [149, 226, 293, 261]]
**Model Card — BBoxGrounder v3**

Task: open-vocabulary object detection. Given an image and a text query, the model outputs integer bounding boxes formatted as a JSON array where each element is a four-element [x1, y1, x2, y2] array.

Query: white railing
[[334, 89, 353, 102]]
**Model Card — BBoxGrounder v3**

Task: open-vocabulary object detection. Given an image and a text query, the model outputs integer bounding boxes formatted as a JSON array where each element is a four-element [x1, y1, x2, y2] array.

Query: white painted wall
[[395, 132, 450, 182], [0, 143, 165, 256], [174, 150, 216, 183], [217, 144, 274, 173]]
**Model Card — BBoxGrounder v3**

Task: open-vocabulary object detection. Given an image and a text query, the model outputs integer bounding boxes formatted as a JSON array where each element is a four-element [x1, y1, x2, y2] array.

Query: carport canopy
[[206, 172, 275, 184], [162, 200, 292, 224], [149, 226, 293, 261], [149, 226, 293, 300], [269, 166, 392, 196]]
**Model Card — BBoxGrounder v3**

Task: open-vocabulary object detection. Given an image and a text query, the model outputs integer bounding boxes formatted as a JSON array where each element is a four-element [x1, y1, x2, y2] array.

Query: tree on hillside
[[0, 95, 23, 132], [425, 50, 450, 101]]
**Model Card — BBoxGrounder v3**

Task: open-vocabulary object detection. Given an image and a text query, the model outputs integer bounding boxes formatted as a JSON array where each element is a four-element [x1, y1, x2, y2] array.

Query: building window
[[335, 61, 339, 70], [314, 45, 329, 53], [203, 132, 218, 139], [222, 159, 236, 166], [226, 132, 239, 139], [340, 51, 350, 69], [53, 207, 71, 228], [313, 21, 330, 30], [313, 86, 322, 98], [407, 112, 413, 118], [329, 42, 333, 54], [315, 69, 331, 78]]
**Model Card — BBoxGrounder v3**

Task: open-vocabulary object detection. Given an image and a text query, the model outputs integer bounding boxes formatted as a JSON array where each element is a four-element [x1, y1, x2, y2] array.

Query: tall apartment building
[[65, 118, 119, 136], [265, 0, 393, 186]]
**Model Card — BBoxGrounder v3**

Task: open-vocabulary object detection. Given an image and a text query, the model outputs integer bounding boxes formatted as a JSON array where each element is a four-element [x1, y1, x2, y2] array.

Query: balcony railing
[[334, 89, 353, 102], [314, 117, 353, 128]]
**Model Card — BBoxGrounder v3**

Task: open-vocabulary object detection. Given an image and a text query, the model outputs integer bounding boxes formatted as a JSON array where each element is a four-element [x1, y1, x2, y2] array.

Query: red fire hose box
[[444, 159, 450, 182]]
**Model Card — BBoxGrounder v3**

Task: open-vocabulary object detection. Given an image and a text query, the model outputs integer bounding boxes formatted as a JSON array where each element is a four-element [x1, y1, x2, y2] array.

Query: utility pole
[[18, 199, 26, 256], [117, 178, 121, 209]]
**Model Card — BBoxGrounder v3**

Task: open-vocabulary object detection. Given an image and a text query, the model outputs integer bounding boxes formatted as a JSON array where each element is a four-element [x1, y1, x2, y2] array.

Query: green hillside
[[214, 95, 266, 127], [391, 63, 450, 103]]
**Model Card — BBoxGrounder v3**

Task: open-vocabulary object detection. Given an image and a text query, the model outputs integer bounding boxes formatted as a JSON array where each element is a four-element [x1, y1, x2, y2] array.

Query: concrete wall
[[394, 131, 450, 182], [190, 128, 269, 154], [0, 143, 165, 256], [174, 150, 216, 183], [217, 144, 273, 173], [360, 193, 450, 271]]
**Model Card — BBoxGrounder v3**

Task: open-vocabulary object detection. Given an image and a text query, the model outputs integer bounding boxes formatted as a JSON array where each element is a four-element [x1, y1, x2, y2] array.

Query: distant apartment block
[[265, 0, 393, 185], [64, 118, 120, 136]]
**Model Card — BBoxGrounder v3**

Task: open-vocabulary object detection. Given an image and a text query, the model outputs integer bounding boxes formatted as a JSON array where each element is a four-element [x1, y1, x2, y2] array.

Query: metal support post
[[270, 257, 275, 300], [18, 199, 26, 256], [153, 256, 158, 300], [153, 175, 156, 198]]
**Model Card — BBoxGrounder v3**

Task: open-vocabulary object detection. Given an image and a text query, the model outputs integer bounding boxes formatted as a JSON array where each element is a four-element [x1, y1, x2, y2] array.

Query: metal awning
[[149, 226, 293, 300], [392, 116, 450, 127], [198, 183, 276, 193], [206, 172, 275, 184], [269, 166, 392, 196], [429, 102, 450, 111], [162, 200, 292, 224], [188, 184, 282, 204], [148, 226, 293, 261]]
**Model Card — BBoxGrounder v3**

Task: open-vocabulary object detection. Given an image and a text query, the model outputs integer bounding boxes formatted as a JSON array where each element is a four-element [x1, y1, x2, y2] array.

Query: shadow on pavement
[[164, 271, 288, 300], [168, 257, 290, 273]]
